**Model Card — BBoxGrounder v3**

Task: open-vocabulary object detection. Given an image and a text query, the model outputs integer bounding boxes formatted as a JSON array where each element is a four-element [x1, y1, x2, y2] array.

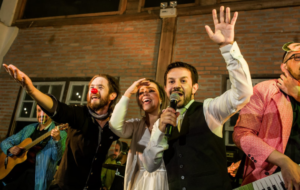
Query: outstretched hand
[[205, 6, 237, 47], [277, 64, 300, 101], [124, 78, 150, 98], [3, 64, 34, 94]]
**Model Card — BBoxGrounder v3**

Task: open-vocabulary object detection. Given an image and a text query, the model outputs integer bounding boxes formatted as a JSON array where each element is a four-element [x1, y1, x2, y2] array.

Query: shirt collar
[[177, 99, 195, 114]]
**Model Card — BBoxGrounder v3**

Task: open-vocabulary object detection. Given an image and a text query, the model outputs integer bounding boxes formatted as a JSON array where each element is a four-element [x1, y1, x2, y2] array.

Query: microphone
[[165, 93, 180, 137]]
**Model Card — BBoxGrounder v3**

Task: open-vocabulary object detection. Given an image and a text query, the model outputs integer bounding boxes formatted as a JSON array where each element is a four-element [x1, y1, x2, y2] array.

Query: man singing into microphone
[[143, 6, 253, 190]]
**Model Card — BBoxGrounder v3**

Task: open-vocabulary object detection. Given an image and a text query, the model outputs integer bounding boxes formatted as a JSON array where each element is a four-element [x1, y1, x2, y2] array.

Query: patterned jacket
[[233, 79, 293, 185], [0, 122, 67, 190]]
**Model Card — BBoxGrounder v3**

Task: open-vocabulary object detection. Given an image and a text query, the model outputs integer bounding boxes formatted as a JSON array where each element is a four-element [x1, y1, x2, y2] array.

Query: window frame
[[7, 77, 92, 136], [65, 81, 89, 106], [16, 81, 66, 122]]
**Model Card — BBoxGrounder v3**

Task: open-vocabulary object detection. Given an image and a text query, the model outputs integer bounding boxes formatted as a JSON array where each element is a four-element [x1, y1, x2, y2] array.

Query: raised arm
[[109, 79, 150, 138], [3, 64, 54, 113], [204, 6, 253, 137]]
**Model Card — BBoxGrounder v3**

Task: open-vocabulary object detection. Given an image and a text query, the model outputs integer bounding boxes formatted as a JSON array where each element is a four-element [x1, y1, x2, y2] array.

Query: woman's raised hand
[[124, 78, 150, 98]]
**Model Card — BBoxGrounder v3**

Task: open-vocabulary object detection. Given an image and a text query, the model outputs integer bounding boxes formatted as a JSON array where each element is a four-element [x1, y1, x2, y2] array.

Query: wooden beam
[[12, 0, 27, 23], [141, 3, 199, 12], [156, 17, 177, 86], [119, 0, 128, 15], [138, 0, 145, 13], [13, 13, 160, 28], [177, 0, 300, 16], [12, 0, 300, 28]]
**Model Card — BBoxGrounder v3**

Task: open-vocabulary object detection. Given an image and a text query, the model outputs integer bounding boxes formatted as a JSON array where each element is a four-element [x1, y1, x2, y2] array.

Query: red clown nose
[[91, 88, 98, 94]]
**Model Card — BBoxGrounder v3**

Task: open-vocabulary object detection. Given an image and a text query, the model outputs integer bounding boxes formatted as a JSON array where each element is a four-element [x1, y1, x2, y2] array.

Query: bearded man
[[142, 6, 253, 190], [233, 41, 300, 190], [2, 64, 120, 190]]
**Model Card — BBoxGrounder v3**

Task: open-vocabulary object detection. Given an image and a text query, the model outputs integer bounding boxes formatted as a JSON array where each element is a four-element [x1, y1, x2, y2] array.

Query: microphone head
[[170, 93, 180, 101]]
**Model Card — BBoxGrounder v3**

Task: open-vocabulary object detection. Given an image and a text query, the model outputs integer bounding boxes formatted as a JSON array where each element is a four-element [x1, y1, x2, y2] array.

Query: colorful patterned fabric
[[233, 79, 293, 185], [0, 122, 67, 190]]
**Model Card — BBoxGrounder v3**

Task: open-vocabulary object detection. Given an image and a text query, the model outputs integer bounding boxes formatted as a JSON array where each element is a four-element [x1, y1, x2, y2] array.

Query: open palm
[[205, 6, 238, 45]]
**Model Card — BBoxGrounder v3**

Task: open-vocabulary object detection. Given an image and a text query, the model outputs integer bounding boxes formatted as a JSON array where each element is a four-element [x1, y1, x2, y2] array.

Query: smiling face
[[36, 105, 51, 124], [87, 77, 111, 111], [138, 82, 161, 114], [165, 68, 198, 108]]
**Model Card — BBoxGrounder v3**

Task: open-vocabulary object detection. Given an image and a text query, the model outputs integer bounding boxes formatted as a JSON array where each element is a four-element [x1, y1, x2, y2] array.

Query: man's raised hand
[[3, 64, 34, 94], [205, 6, 237, 47]]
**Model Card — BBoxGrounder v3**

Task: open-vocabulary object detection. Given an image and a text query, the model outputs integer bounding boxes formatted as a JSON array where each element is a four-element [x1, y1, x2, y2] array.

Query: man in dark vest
[[143, 6, 253, 190]]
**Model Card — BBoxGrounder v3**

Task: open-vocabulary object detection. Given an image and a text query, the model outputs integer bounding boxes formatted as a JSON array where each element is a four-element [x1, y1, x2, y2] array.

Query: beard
[[87, 94, 110, 111], [177, 93, 193, 109], [169, 87, 193, 109], [286, 65, 300, 81]]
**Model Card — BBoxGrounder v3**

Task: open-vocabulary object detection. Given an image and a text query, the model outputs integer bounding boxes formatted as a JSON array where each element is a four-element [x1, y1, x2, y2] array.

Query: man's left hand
[[51, 127, 61, 141], [277, 64, 300, 101], [205, 6, 237, 48]]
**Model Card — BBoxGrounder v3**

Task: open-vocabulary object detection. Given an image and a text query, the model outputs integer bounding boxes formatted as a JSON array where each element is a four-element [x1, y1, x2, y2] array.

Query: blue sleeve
[[0, 125, 30, 155], [50, 130, 67, 161]]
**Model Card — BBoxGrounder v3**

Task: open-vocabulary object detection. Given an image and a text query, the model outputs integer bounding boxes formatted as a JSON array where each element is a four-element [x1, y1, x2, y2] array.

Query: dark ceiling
[[23, 0, 121, 19]]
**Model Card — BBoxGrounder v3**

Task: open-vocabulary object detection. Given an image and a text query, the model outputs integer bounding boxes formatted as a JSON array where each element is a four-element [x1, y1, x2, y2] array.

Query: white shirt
[[143, 41, 253, 172]]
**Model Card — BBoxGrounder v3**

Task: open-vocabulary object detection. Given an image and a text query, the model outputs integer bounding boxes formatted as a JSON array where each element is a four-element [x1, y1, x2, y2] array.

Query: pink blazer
[[233, 79, 293, 185]]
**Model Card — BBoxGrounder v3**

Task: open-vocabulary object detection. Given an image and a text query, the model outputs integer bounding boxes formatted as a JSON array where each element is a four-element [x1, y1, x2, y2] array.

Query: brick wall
[[173, 6, 300, 101], [0, 20, 161, 141], [1, 6, 300, 149]]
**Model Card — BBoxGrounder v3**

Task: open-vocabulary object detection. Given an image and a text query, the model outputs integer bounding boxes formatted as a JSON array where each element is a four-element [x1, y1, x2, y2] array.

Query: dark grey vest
[[163, 101, 231, 190]]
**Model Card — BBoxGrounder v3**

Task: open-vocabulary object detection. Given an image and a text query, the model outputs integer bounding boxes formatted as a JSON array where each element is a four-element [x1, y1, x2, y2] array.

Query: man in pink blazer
[[233, 42, 300, 190]]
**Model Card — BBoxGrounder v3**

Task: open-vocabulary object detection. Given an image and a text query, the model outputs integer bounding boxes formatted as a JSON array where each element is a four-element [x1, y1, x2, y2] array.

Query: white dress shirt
[[143, 41, 253, 172]]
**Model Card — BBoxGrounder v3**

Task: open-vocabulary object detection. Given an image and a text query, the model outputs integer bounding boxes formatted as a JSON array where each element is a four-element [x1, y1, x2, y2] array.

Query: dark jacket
[[164, 101, 231, 190], [43, 99, 119, 190]]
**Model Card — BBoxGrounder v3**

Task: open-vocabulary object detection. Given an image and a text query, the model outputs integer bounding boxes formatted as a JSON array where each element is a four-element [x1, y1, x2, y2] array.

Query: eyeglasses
[[285, 54, 300, 63]]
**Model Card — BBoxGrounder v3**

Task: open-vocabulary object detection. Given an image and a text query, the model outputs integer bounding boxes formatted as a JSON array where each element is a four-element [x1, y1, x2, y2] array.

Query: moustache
[[170, 87, 184, 95], [90, 94, 101, 99]]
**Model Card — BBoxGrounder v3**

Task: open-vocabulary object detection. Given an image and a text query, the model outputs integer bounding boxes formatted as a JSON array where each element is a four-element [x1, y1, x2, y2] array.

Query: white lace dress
[[109, 95, 169, 190], [131, 129, 168, 190]]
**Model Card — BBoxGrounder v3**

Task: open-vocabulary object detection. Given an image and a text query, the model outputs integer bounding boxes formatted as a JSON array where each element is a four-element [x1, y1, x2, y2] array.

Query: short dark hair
[[164, 62, 198, 86], [89, 74, 120, 110], [136, 78, 166, 112]]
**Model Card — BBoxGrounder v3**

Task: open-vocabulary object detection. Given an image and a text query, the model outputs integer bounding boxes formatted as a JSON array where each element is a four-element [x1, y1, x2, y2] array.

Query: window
[[13, 82, 65, 134], [16, 82, 65, 121], [65, 81, 89, 106], [14, 0, 127, 22]]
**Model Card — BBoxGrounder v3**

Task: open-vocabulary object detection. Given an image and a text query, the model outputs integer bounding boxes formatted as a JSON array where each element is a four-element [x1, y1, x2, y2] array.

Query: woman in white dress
[[109, 78, 169, 190]]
